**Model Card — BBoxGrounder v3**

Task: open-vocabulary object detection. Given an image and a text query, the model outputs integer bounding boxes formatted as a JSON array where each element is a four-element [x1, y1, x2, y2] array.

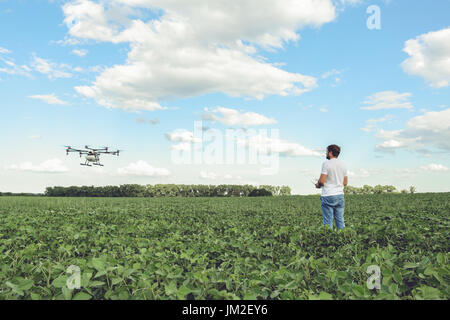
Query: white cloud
[[117, 160, 171, 176], [418, 163, 449, 172], [321, 68, 342, 79], [321, 68, 344, 86], [149, 118, 159, 125], [361, 91, 413, 111], [237, 134, 322, 157], [375, 108, 450, 153], [338, 0, 363, 5], [347, 169, 371, 179], [28, 135, 42, 140], [165, 129, 201, 152], [361, 114, 395, 132], [0, 47, 11, 54], [165, 129, 201, 143], [135, 117, 159, 125], [7, 159, 69, 173], [31, 56, 72, 79], [0, 48, 32, 77], [29, 93, 68, 105], [199, 171, 218, 180], [401, 27, 450, 88], [165, 126, 320, 158], [72, 49, 88, 57], [395, 167, 418, 179], [347, 168, 386, 180], [396, 163, 449, 178], [111, 0, 336, 48], [200, 171, 243, 180], [202, 107, 277, 127], [319, 107, 328, 113], [62, 0, 342, 111], [170, 142, 191, 152]]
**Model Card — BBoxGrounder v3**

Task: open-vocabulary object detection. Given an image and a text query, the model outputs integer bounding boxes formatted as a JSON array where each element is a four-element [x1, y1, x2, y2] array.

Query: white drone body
[[65, 145, 120, 167], [85, 153, 99, 163]]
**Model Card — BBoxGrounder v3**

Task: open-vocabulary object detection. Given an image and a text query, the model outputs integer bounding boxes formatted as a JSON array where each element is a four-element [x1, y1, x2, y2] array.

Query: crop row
[[0, 193, 448, 299]]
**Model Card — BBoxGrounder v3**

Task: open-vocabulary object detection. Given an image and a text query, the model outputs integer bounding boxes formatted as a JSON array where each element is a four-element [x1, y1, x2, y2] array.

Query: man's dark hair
[[327, 144, 341, 157]]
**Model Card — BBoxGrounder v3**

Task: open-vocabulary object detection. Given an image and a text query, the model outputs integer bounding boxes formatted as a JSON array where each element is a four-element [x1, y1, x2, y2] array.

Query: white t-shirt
[[321, 158, 348, 197]]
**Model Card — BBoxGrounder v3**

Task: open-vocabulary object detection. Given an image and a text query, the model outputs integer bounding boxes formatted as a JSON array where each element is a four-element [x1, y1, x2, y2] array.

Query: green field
[[0, 194, 448, 300]]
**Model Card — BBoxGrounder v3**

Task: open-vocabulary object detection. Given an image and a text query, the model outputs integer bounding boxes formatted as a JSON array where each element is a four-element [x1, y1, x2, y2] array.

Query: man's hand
[[318, 174, 327, 187], [315, 182, 322, 189]]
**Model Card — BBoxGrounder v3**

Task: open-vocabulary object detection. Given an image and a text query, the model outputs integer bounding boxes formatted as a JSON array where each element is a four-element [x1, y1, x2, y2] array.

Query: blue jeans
[[321, 194, 345, 230]]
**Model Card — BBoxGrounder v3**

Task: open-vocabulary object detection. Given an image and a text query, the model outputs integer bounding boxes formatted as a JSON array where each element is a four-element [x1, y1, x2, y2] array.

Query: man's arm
[[315, 174, 327, 188], [343, 176, 348, 187], [316, 162, 328, 188]]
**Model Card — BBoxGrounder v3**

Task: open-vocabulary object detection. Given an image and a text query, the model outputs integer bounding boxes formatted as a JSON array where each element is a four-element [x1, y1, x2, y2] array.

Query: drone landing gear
[[93, 163, 104, 167], [81, 163, 92, 167]]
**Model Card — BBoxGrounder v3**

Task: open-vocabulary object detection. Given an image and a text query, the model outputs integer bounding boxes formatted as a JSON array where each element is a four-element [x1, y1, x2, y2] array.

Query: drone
[[65, 145, 120, 167]]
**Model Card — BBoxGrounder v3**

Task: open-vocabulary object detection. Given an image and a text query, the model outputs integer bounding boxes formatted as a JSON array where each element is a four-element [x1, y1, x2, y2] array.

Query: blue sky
[[0, 0, 449, 194]]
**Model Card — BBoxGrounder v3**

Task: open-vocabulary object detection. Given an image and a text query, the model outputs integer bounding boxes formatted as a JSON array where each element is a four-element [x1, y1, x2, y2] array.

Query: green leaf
[[123, 268, 135, 278], [5, 281, 24, 296], [392, 272, 402, 284], [18, 279, 34, 291], [73, 292, 92, 300], [62, 287, 73, 300], [93, 271, 107, 279], [91, 258, 106, 271], [88, 281, 106, 287], [423, 266, 435, 276], [416, 286, 442, 300], [165, 281, 177, 296], [270, 291, 280, 299], [52, 276, 68, 288], [352, 286, 365, 298], [30, 293, 41, 300], [118, 291, 129, 300], [403, 262, 418, 269], [389, 284, 398, 295], [243, 293, 258, 300], [318, 292, 333, 300], [436, 253, 444, 265], [284, 280, 297, 289], [177, 285, 191, 299]]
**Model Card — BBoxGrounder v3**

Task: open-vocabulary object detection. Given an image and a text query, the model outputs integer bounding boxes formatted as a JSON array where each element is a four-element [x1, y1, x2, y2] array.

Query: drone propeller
[[63, 145, 72, 155]]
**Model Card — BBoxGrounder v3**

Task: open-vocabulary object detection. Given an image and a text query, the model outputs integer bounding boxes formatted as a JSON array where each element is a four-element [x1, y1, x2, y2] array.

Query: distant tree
[[401, 189, 408, 194], [344, 185, 405, 195], [362, 185, 374, 194], [385, 185, 397, 193], [409, 186, 416, 194], [42, 184, 293, 197], [259, 185, 277, 196], [279, 186, 291, 196], [249, 189, 273, 197], [373, 185, 384, 194]]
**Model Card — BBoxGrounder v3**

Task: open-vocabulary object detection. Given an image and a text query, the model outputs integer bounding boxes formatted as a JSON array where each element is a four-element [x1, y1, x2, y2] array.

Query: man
[[315, 145, 348, 230]]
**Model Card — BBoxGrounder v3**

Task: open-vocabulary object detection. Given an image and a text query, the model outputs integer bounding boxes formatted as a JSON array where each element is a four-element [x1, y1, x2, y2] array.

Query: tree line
[[0, 184, 420, 198], [344, 185, 417, 194], [0, 192, 43, 197], [43, 184, 292, 197]]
